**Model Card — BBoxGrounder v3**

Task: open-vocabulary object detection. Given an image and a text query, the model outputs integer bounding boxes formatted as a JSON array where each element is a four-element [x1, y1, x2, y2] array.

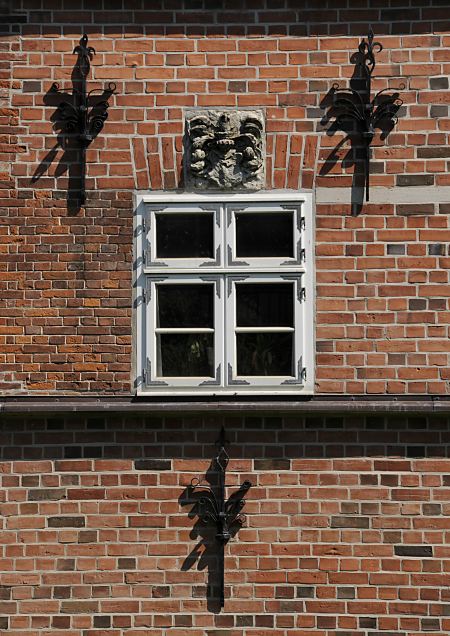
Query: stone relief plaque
[[185, 110, 265, 191]]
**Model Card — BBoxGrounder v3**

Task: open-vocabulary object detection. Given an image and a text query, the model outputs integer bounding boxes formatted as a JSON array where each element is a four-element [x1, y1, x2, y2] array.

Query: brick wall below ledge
[[0, 413, 449, 635]]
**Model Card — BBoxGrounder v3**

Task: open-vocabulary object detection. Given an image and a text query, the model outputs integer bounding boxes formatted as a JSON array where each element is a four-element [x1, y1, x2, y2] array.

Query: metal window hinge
[[301, 367, 307, 381], [142, 217, 146, 233], [142, 250, 146, 265], [300, 287, 306, 301], [142, 287, 147, 304], [300, 216, 305, 229], [142, 368, 147, 384], [300, 248, 306, 262]]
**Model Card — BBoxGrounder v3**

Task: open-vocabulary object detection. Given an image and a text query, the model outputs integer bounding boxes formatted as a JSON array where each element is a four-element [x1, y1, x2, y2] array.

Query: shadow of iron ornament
[[188, 426, 251, 609], [50, 34, 116, 205], [325, 28, 404, 203]]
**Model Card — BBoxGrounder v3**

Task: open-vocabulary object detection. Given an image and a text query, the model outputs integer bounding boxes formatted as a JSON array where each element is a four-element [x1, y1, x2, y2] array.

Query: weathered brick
[[397, 203, 435, 216], [29, 489, 66, 501], [331, 516, 370, 528], [118, 558, 136, 569], [94, 616, 111, 628], [417, 147, 450, 158], [430, 105, 448, 117], [428, 244, 446, 255], [337, 587, 355, 599], [61, 601, 98, 614], [397, 175, 434, 187], [254, 459, 291, 470], [430, 76, 449, 89], [421, 618, 440, 631], [135, 460, 171, 471], [48, 517, 85, 528], [394, 545, 433, 557]]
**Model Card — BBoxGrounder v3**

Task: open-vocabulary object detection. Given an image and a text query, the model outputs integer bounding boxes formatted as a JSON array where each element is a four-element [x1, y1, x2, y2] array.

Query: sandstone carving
[[185, 110, 265, 190]]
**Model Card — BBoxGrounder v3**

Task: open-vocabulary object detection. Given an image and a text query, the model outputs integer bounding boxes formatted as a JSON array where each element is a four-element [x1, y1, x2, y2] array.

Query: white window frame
[[146, 202, 222, 269], [226, 201, 303, 269], [134, 191, 314, 396], [226, 273, 304, 388], [146, 275, 224, 389]]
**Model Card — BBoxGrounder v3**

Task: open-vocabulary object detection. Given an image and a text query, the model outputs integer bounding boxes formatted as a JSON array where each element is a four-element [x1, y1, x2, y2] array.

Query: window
[[134, 193, 314, 395]]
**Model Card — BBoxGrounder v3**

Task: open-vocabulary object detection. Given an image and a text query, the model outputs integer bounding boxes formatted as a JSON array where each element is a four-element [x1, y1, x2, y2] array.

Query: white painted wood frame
[[134, 191, 315, 395]]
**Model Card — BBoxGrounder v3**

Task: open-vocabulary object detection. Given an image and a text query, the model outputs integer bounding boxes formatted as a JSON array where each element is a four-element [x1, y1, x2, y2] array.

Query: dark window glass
[[235, 212, 293, 257], [236, 283, 293, 327], [156, 213, 214, 259], [157, 284, 213, 328], [237, 333, 293, 376], [158, 333, 214, 377]]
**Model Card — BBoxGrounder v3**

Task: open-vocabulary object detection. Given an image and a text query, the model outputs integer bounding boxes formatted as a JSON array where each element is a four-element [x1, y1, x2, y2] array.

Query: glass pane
[[235, 212, 293, 257], [237, 333, 293, 376], [156, 213, 214, 259], [157, 284, 213, 328], [158, 333, 214, 377], [236, 283, 293, 327]]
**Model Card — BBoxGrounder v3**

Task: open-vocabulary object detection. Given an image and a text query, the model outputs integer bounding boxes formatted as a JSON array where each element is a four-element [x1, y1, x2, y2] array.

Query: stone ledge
[[0, 396, 448, 414]]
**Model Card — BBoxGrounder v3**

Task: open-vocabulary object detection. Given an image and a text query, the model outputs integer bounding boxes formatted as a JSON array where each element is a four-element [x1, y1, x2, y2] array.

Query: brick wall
[[1, 1, 450, 393], [0, 413, 449, 635], [2, 5, 450, 633]]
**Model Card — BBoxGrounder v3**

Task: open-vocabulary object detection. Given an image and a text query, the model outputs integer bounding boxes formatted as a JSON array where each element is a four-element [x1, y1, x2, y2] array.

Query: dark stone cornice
[[1, 395, 448, 415]]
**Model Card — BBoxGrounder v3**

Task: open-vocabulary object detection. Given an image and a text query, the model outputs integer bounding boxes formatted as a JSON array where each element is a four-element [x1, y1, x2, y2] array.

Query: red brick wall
[[2, 7, 450, 633], [1, 1, 450, 394], [0, 413, 449, 635]]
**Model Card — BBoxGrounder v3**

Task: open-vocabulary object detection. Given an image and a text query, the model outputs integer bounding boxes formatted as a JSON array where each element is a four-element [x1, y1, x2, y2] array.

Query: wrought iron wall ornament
[[326, 28, 404, 202], [185, 110, 265, 190], [50, 34, 116, 204], [188, 427, 251, 608]]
